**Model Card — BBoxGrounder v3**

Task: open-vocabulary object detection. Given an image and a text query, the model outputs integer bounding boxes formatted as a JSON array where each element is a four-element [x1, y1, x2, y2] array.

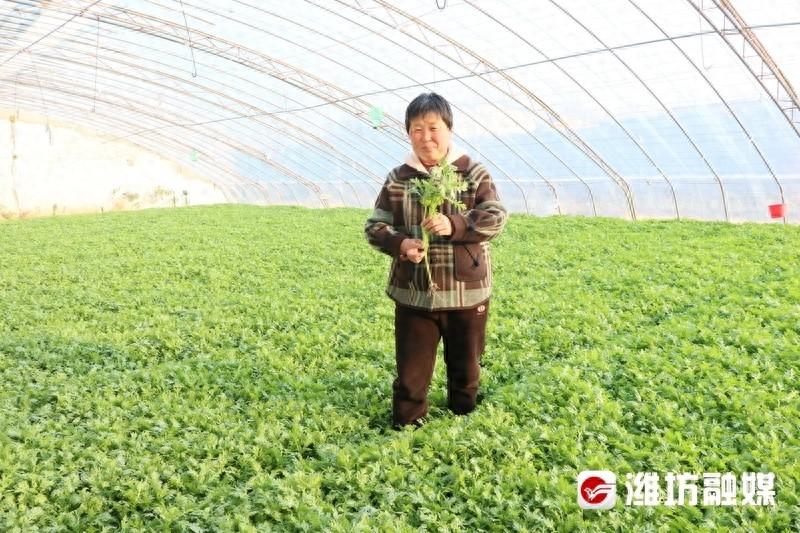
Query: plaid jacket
[[365, 151, 507, 311]]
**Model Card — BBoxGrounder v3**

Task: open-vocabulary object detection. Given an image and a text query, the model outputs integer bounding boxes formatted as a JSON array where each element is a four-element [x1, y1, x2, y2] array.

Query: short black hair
[[405, 93, 453, 133]]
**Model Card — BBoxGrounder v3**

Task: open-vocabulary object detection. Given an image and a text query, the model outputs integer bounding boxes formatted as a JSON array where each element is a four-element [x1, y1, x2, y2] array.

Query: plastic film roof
[[1, 0, 799, 221]]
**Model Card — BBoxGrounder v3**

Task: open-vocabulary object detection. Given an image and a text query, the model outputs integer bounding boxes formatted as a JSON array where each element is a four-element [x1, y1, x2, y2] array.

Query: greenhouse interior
[[1, 0, 798, 220], [1, 0, 798, 531]]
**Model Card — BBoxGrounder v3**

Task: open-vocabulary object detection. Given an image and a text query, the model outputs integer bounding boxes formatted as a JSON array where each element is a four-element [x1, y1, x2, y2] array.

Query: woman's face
[[407, 112, 451, 166]]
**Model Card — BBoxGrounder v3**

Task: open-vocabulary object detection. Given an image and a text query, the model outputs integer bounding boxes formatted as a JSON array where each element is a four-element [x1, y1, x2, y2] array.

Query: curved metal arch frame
[[90, 0, 552, 216], [328, 0, 605, 216], [113, 0, 425, 184], [549, 0, 732, 221], [63, 0, 413, 146], [631, 0, 787, 221], [463, 0, 678, 219], [237, 0, 570, 215], [60, 0, 433, 181], [3, 56, 396, 212], [366, 0, 636, 219], [1, 2, 657, 215], [2, 2, 682, 216], [1, 4, 396, 192], [3, 0, 410, 182], [0, 9, 312, 196], [68, 26, 398, 184], [13, 50, 346, 193], [2, 0, 797, 218], [315, 0, 571, 215], [2, 62, 307, 205], [1, 91, 288, 207], [0, 90, 253, 204], [232, 0, 533, 215], [160, 0, 546, 214], [4, 64, 295, 203]]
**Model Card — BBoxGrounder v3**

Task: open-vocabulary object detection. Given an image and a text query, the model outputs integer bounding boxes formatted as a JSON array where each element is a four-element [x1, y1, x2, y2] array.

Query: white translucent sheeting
[[670, 179, 729, 221], [351, 181, 383, 209], [0, 0, 798, 222], [319, 181, 380, 209], [265, 182, 298, 205], [274, 181, 318, 208], [728, 0, 800, 27], [628, 178, 681, 220]]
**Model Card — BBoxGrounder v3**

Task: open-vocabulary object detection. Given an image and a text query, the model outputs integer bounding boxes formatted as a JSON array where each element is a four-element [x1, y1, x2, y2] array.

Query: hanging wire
[[0, 0, 104, 67], [13, 78, 20, 119], [28, 51, 53, 144], [178, 0, 199, 77], [699, 0, 711, 70], [92, 15, 100, 112]]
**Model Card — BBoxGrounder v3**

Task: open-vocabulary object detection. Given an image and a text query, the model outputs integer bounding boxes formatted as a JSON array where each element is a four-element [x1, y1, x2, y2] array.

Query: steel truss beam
[[2, 0, 797, 219], [549, 0, 734, 221], [464, 0, 680, 219], [632, 0, 786, 222], [690, 0, 800, 138]]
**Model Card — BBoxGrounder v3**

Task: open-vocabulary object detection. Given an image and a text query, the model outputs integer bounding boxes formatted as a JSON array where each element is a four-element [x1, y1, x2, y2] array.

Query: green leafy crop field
[[1, 205, 798, 531]]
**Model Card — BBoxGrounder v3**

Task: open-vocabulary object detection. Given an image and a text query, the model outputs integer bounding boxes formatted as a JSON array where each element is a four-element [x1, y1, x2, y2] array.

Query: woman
[[365, 93, 507, 427]]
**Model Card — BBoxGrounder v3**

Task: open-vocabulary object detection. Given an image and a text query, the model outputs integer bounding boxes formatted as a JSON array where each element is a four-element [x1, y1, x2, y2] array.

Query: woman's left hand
[[421, 213, 453, 236]]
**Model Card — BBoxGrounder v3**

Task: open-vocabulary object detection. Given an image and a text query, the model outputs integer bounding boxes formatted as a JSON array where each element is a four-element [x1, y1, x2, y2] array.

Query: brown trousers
[[392, 300, 489, 427]]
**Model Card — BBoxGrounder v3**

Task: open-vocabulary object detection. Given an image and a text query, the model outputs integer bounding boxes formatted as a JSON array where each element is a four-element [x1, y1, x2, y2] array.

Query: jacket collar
[[396, 142, 470, 179]]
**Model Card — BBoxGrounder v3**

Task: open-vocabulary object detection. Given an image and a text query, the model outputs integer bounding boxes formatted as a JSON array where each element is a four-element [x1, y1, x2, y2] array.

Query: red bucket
[[768, 203, 786, 219]]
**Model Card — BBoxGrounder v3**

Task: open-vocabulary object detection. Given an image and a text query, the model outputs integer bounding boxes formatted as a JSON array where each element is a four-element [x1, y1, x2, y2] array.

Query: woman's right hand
[[399, 238, 425, 263]]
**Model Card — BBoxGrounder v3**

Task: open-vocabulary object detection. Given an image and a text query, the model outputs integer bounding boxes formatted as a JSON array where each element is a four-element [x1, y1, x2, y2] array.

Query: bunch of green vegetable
[[409, 158, 468, 290]]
